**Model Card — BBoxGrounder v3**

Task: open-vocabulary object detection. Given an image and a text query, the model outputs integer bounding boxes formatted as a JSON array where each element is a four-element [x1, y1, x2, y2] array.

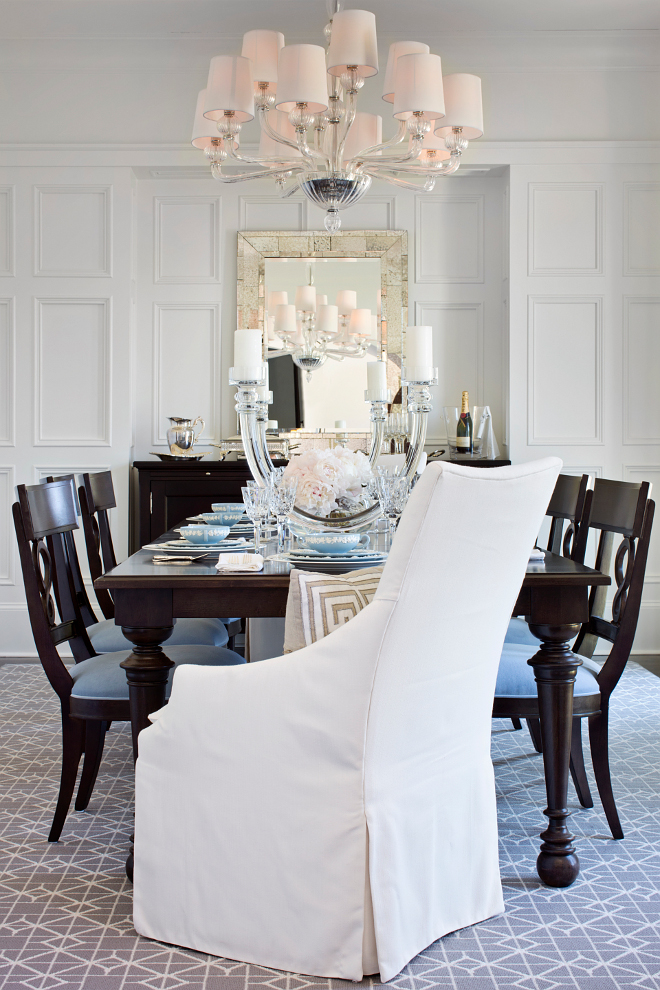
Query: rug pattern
[[0, 661, 659, 989]]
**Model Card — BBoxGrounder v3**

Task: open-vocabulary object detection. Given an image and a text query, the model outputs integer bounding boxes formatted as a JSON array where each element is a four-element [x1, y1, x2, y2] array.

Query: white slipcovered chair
[[134, 457, 561, 981]]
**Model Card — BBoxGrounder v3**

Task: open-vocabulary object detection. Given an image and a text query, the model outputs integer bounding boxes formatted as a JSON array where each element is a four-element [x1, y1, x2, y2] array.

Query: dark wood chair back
[[544, 473, 590, 559], [45, 474, 97, 629], [79, 471, 117, 619], [573, 479, 654, 698], [14, 481, 96, 699]]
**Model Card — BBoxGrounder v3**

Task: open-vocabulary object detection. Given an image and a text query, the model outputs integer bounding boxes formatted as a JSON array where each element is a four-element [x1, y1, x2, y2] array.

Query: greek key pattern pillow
[[283, 566, 384, 654]]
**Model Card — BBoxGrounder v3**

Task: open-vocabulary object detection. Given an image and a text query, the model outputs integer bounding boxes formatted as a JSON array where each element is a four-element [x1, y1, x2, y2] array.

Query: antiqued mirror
[[237, 230, 407, 431]]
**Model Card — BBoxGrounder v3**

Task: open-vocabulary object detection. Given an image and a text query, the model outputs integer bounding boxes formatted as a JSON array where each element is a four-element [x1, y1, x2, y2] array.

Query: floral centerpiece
[[283, 447, 373, 518]]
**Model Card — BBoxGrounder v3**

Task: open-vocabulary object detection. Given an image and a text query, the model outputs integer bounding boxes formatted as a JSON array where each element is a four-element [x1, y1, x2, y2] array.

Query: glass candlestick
[[401, 367, 438, 481], [229, 365, 269, 486]]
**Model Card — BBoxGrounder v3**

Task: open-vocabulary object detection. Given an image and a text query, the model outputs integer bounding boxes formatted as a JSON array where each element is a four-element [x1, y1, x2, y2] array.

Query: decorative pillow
[[283, 566, 384, 654]]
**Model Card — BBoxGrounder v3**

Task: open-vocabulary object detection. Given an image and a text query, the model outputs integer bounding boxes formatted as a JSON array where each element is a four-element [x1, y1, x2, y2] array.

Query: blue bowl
[[179, 525, 230, 545], [211, 503, 247, 514], [197, 511, 240, 525], [300, 533, 370, 555]]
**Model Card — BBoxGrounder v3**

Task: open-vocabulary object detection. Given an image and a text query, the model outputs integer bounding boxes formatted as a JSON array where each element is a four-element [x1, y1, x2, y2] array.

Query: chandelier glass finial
[[193, 4, 483, 228]]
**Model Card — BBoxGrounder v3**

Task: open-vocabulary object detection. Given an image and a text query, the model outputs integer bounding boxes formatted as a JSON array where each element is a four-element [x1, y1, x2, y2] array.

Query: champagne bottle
[[456, 390, 473, 454]]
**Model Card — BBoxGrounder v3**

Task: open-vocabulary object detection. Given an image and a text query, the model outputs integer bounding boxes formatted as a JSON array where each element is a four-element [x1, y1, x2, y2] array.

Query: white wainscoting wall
[[1, 148, 658, 653]]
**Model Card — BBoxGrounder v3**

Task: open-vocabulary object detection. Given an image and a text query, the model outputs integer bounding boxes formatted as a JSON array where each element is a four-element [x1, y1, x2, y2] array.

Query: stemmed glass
[[241, 486, 270, 555], [269, 476, 298, 553], [376, 475, 410, 547]]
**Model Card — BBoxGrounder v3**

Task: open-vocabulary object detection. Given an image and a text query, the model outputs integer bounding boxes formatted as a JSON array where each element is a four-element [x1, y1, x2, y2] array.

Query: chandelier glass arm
[[345, 119, 408, 162], [349, 131, 424, 170], [331, 90, 357, 173], [295, 128, 331, 169], [211, 163, 304, 183], [363, 169, 437, 192]]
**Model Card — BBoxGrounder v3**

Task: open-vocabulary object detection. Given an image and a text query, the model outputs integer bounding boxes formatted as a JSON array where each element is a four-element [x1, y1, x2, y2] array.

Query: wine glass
[[241, 486, 270, 555], [270, 476, 298, 553], [376, 475, 410, 547]]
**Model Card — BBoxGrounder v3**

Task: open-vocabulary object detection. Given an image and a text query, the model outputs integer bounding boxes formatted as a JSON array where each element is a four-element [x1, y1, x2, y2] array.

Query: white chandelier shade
[[193, 1, 484, 230], [274, 303, 298, 335], [268, 290, 289, 310], [434, 73, 484, 139], [275, 44, 329, 113], [326, 9, 379, 78], [204, 55, 254, 122], [241, 30, 285, 87], [382, 41, 430, 103], [191, 89, 218, 149], [393, 53, 445, 121], [336, 289, 357, 315], [316, 303, 339, 335]]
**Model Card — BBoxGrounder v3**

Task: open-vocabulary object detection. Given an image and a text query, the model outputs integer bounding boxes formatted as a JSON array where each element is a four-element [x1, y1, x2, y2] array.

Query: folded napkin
[[529, 548, 546, 563], [215, 552, 264, 573]]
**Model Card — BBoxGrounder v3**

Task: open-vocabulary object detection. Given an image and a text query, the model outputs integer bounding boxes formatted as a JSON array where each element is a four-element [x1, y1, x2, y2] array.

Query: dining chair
[[132, 457, 561, 981], [506, 472, 590, 648], [78, 470, 240, 651], [13, 478, 245, 842], [493, 477, 654, 840]]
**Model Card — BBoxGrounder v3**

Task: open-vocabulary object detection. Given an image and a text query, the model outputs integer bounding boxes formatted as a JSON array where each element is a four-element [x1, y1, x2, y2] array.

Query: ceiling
[[0, 0, 657, 41]]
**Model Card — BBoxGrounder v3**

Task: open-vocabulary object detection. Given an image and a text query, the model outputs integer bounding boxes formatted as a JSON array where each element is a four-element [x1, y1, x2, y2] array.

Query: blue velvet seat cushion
[[70, 645, 244, 700], [89, 617, 229, 652], [495, 644, 601, 699]]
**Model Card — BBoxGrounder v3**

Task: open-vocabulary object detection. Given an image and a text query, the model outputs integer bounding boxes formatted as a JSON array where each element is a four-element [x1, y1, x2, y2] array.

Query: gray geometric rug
[[1, 661, 659, 989]]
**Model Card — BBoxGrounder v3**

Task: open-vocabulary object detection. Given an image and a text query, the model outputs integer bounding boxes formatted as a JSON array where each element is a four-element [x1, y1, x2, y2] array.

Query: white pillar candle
[[405, 325, 434, 381], [233, 328, 264, 379], [336, 289, 357, 315], [348, 308, 372, 337], [335, 419, 347, 430], [367, 360, 388, 401], [295, 285, 316, 312], [316, 304, 339, 335], [274, 303, 297, 335]]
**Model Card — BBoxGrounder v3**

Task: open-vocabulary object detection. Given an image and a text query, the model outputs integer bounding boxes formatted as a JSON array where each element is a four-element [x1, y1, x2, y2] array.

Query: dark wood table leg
[[114, 589, 175, 882], [527, 621, 582, 888]]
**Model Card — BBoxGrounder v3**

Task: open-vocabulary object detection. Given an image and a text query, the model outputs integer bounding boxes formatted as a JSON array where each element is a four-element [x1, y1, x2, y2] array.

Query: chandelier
[[191, 1, 484, 231], [266, 272, 378, 380]]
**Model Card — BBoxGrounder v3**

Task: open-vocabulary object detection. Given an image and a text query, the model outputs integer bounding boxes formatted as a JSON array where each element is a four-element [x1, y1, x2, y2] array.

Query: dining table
[[96, 531, 610, 890]]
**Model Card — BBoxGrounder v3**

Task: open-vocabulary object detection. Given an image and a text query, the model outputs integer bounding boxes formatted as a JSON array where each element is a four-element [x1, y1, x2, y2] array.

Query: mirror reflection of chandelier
[[191, 1, 484, 231], [267, 277, 377, 381]]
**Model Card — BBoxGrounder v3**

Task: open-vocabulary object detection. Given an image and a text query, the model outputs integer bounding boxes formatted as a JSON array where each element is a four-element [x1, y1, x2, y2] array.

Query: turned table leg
[[527, 621, 582, 888], [119, 626, 174, 761]]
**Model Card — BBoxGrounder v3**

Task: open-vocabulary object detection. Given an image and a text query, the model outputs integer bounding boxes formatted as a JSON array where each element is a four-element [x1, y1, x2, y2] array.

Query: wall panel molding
[[624, 183, 660, 276], [527, 295, 603, 445], [623, 296, 660, 444], [0, 186, 15, 277], [0, 297, 15, 446], [0, 466, 15, 585], [307, 196, 396, 231], [154, 196, 221, 283], [415, 194, 484, 283], [34, 185, 112, 277], [152, 302, 220, 445], [414, 300, 484, 439], [528, 182, 603, 276], [34, 298, 112, 446], [239, 196, 307, 232], [624, 465, 660, 595]]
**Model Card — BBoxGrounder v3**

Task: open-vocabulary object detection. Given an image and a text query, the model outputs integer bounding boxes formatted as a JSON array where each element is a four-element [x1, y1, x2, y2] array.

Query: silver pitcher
[[166, 416, 205, 455]]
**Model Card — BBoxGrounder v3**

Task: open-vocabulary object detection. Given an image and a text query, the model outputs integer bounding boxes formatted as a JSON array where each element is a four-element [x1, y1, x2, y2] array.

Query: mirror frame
[[237, 230, 408, 396]]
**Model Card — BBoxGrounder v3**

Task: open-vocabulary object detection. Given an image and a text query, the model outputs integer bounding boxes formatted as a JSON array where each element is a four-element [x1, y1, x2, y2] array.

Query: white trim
[[33, 184, 113, 278], [528, 182, 604, 276], [622, 297, 660, 445], [415, 193, 484, 284], [0, 185, 15, 276], [0, 297, 15, 446], [0, 466, 16, 586], [152, 301, 221, 446], [33, 297, 113, 446], [154, 195, 221, 284], [527, 295, 603, 446]]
